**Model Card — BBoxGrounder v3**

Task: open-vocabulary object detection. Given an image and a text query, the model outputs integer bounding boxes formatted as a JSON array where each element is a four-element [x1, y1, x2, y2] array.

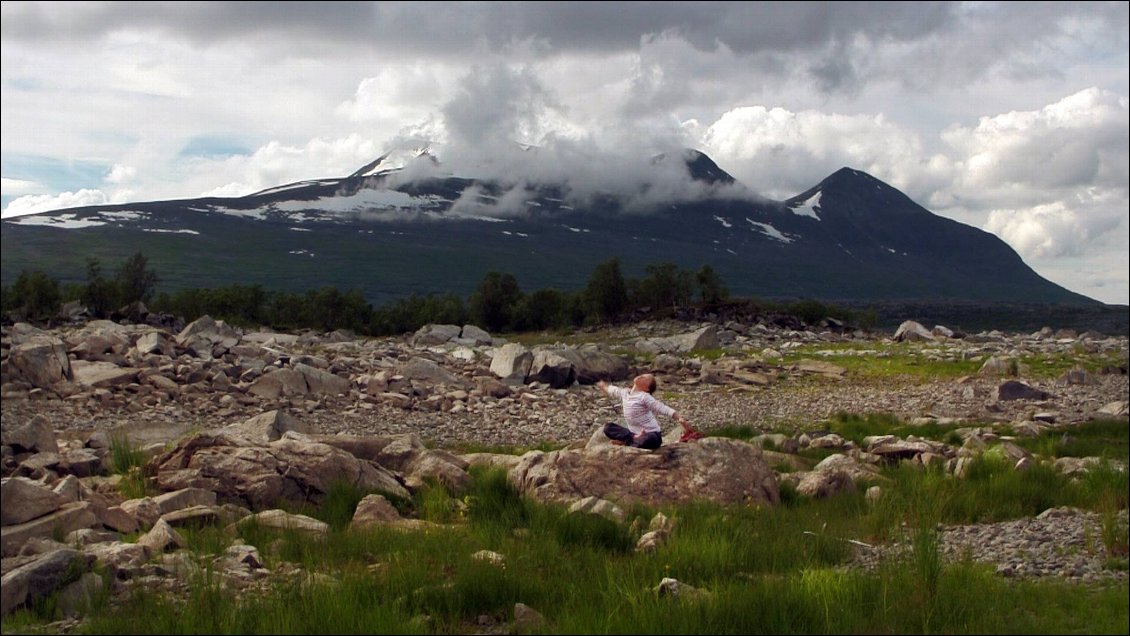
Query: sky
[[1, 1, 1127, 305]]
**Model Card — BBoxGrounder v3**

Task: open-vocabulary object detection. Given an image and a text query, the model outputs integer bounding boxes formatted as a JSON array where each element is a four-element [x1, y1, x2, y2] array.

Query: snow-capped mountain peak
[[349, 140, 439, 178]]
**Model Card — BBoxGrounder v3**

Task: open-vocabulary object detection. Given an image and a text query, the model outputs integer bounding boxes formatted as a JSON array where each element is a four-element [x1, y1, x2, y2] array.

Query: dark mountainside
[[2, 148, 1118, 333]]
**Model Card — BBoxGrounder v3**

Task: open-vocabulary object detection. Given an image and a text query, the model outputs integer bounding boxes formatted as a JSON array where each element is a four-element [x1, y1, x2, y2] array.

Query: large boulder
[[0, 503, 98, 557], [459, 324, 494, 346], [411, 324, 462, 347], [8, 336, 72, 388], [294, 363, 350, 396], [558, 345, 631, 385], [1, 415, 59, 454], [395, 358, 468, 389], [795, 470, 856, 499], [310, 433, 472, 494], [149, 432, 410, 510], [70, 360, 140, 388], [489, 343, 533, 382], [176, 315, 241, 358], [893, 320, 934, 342], [508, 435, 779, 508], [998, 380, 1051, 401], [133, 330, 175, 357], [1, 548, 93, 617], [247, 368, 309, 399], [527, 349, 575, 388], [227, 410, 311, 444], [1, 478, 68, 526], [638, 325, 719, 354]]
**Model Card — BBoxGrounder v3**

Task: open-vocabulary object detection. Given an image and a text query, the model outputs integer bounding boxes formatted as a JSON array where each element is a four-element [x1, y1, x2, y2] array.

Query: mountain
[[0, 149, 1098, 307]]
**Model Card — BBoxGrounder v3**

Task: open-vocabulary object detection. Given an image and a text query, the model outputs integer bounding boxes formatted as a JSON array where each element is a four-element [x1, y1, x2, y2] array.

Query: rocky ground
[[3, 319, 1126, 452], [2, 366, 1126, 455], [3, 314, 1129, 603]]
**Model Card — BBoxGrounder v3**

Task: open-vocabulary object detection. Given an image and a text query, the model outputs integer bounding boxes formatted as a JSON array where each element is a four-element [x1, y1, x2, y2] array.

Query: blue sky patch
[[2, 154, 108, 194], [178, 136, 252, 159]]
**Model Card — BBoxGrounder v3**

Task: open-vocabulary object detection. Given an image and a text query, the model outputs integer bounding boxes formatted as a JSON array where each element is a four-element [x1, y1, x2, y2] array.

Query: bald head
[[633, 374, 657, 394]]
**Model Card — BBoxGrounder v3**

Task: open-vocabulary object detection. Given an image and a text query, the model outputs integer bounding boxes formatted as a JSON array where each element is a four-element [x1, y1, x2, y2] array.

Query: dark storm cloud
[[7, 1, 1120, 98], [440, 65, 560, 150], [395, 63, 759, 215], [2, 1, 957, 55]]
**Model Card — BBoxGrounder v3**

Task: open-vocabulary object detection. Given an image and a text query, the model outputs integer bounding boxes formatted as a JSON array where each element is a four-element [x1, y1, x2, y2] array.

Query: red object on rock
[[679, 426, 705, 443]]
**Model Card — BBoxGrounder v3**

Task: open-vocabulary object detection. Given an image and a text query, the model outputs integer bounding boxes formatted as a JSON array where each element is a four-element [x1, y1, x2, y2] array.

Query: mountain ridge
[[0, 148, 1099, 308]]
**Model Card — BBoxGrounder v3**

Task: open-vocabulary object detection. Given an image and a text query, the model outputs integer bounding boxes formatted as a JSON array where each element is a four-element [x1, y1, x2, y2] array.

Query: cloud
[[926, 89, 1129, 285], [193, 135, 385, 197], [982, 187, 1126, 258], [985, 202, 1091, 259], [943, 88, 1129, 203], [441, 64, 562, 154], [699, 105, 927, 197], [0, 2, 959, 57], [336, 64, 451, 124], [0, 177, 44, 197], [2, 189, 110, 218], [374, 63, 759, 215], [105, 164, 136, 184]]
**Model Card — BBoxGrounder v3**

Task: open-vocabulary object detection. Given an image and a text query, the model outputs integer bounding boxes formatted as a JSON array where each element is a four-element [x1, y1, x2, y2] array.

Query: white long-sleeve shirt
[[605, 385, 675, 434]]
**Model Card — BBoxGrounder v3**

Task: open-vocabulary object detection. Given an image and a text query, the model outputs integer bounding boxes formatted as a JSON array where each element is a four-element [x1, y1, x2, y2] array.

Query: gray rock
[[1, 414, 58, 454], [893, 320, 934, 342], [9, 337, 72, 388], [490, 343, 533, 382], [1, 477, 67, 526], [510, 437, 779, 508], [998, 380, 1050, 401], [411, 324, 461, 347], [0, 548, 92, 617], [228, 410, 310, 443]]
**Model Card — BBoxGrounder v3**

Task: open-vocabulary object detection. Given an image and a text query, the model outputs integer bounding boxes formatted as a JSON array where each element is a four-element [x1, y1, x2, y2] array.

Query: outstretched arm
[[596, 380, 612, 399], [648, 394, 693, 431], [671, 411, 691, 430]]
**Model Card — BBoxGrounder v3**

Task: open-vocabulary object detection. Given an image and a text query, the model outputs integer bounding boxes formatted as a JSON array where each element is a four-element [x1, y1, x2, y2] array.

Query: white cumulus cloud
[[943, 88, 1129, 203], [105, 164, 137, 184], [699, 105, 926, 198], [2, 189, 110, 218], [1, 177, 44, 197]]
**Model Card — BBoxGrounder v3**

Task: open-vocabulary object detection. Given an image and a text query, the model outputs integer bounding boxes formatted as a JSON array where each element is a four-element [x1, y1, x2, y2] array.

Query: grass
[[780, 340, 1126, 382], [1013, 417, 1130, 464], [780, 341, 982, 380], [441, 440, 567, 455], [108, 435, 154, 499], [703, 424, 758, 441], [824, 411, 968, 446], [19, 442, 1120, 636]]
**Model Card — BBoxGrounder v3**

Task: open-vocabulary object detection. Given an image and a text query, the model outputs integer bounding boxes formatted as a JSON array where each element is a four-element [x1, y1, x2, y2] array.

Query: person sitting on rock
[[596, 374, 701, 449]]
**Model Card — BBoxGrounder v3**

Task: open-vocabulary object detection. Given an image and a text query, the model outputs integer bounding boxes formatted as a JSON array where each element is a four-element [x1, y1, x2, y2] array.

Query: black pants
[[603, 423, 662, 449]]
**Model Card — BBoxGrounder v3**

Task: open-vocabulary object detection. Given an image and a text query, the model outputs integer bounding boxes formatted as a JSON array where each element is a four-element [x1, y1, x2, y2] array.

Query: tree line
[[2, 253, 868, 334]]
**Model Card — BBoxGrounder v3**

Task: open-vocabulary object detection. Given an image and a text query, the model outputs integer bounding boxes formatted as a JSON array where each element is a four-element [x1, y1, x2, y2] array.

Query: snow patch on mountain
[[442, 211, 508, 223], [351, 142, 438, 178], [99, 210, 148, 222], [209, 206, 268, 220], [252, 180, 340, 197], [793, 190, 822, 220], [9, 213, 106, 229], [746, 218, 794, 244], [272, 190, 450, 216], [143, 228, 199, 235]]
